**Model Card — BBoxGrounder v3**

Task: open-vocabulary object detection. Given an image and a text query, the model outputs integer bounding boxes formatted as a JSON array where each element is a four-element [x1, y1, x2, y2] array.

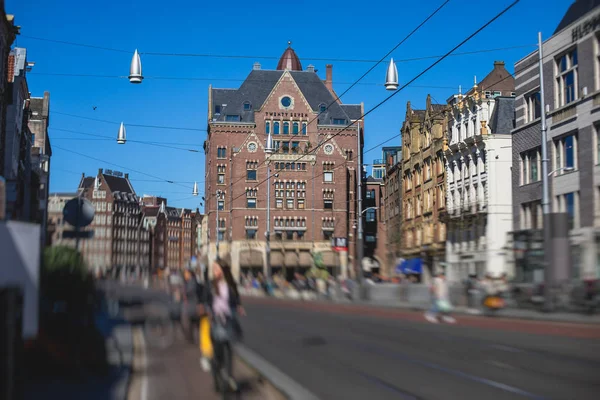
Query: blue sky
[[9, 0, 571, 211]]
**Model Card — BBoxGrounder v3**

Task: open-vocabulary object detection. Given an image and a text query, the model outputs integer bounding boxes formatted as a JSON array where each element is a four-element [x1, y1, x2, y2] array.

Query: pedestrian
[[425, 269, 456, 324]]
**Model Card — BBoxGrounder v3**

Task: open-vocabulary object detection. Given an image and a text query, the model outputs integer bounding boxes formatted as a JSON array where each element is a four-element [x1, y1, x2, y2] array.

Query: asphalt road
[[240, 297, 600, 400]]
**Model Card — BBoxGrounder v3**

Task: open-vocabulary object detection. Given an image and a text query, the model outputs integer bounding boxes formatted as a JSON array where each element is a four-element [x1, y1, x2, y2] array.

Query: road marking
[[490, 344, 524, 353], [486, 360, 518, 370]]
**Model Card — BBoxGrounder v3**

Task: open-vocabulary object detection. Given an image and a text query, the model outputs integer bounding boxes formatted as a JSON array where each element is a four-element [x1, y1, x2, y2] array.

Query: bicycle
[[210, 316, 238, 399]]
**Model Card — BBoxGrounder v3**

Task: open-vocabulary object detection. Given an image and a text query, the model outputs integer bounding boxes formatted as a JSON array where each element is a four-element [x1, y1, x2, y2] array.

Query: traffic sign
[[331, 237, 348, 252]]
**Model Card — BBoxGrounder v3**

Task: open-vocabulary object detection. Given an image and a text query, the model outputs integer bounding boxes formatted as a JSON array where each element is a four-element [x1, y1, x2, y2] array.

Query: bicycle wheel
[[144, 315, 174, 349]]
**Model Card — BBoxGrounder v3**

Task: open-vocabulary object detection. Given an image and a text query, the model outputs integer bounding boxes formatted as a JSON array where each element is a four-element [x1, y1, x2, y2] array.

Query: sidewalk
[[127, 327, 285, 400], [24, 313, 134, 400], [240, 287, 600, 325]]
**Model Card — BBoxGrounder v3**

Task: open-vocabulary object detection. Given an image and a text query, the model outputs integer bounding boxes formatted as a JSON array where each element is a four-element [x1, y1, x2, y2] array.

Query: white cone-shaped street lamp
[[265, 130, 274, 154], [117, 122, 127, 144], [385, 58, 399, 91], [192, 181, 199, 196], [129, 49, 143, 84]]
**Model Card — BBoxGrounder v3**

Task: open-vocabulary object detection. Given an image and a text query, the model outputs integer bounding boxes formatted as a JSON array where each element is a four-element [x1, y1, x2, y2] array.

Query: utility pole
[[265, 130, 274, 280], [215, 190, 222, 260], [538, 32, 553, 311]]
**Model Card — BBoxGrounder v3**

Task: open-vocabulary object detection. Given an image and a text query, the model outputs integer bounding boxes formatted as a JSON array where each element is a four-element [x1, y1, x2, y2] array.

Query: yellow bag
[[200, 316, 213, 359]]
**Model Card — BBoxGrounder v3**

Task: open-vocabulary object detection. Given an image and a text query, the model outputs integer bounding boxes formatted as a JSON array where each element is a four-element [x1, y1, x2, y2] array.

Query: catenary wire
[[19, 33, 533, 63], [220, 0, 521, 208], [50, 166, 202, 185], [52, 111, 206, 132]]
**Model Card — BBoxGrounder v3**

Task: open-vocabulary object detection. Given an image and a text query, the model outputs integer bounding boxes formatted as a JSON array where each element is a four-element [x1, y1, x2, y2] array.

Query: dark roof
[[144, 207, 160, 217], [102, 174, 134, 194], [277, 46, 302, 71], [489, 97, 515, 134], [165, 206, 181, 219], [554, 0, 600, 34], [50, 192, 78, 198], [80, 177, 95, 189], [211, 70, 352, 124], [366, 176, 383, 183], [340, 104, 361, 120], [466, 61, 515, 96]]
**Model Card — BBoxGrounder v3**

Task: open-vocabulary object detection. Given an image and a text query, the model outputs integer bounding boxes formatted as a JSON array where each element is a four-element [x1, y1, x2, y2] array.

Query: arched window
[[274, 122, 280, 135], [302, 122, 307, 135], [283, 122, 290, 135], [292, 122, 299, 134], [265, 121, 270, 134]]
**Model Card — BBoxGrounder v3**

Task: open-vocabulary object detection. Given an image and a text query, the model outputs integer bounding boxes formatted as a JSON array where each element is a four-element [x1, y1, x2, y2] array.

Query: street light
[[385, 58, 399, 91], [548, 166, 574, 176], [265, 129, 274, 280], [117, 122, 126, 144], [129, 49, 143, 84], [361, 206, 378, 216], [192, 181, 199, 196]]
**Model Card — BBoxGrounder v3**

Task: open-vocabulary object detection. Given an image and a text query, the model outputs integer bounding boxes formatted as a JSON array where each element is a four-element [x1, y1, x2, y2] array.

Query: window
[[373, 169, 384, 179], [554, 134, 577, 172], [333, 118, 346, 125], [246, 229, 257, 240], [246, 161, 258, 180], [217, 231, 224, 241], [525, 91, 541, 122], [493, 91, 501, 97], [217, 165, 226, 184], [297, 199, 305, 209], [521, 201, 542, 230], [366, 189, 376, 199], [286, 199, 294, 209], [246, 198, 256, 208], [276, 199, 283, 208], [323, 162, 334, 182], [366, 208, 376, 222], [217, 200, 224, 211], [226, 115, 241, 122], [293, 122, 299, 134], [302, 122, 307, 135], [324, 199, 333, 209], [291, 141, 299, 154], [265, 121, 270, 134], [215, 105, 221, 115], [217, 147, 226, 158], [243, 101, 252, 111], [274, 122, 280, 135], [556, 49, 578, 107], [319, 103, 327, 113], [283, 122, 290, 135], [556, 192, 578, 229], [286, 231, 294, 240], [521, 147, 541, 185]]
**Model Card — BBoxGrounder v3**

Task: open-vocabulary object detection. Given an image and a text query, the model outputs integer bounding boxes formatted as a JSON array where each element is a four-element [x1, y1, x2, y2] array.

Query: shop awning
[[239, 250, 263, 268]]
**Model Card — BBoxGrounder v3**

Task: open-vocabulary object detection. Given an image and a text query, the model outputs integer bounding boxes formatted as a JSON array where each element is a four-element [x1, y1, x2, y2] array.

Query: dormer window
[[226, 115, 240, 122], [319, 103, 327, 113], [243, 101, 252, 111], [333, 118, 346, 125], [215, 105, 221, 115]]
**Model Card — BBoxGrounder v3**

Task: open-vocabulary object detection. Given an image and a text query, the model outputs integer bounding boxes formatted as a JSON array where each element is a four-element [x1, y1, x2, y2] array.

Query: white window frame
[[555, 48, 578, 108], [524, 89, 541, 123], [553, 134, 578, 174]]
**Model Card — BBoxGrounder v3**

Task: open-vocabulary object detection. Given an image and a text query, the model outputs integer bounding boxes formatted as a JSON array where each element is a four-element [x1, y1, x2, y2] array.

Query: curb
[[235, 344, 320, 400]]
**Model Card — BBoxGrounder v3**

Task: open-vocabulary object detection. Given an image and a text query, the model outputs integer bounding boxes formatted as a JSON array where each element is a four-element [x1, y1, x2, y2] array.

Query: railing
[[551, 103, 577, 124], [372, 159, 386, 165]]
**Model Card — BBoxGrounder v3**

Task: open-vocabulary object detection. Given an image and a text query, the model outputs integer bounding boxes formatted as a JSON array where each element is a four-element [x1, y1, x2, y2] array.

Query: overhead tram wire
[[50, 127, 202, 152], [52, 144, 194, 190], [218, 0, 452, 197], [51, 166, 202, 186], [20, 34, 534, 64], [52, 111, 206, 132], [225, 0, 522, 206]]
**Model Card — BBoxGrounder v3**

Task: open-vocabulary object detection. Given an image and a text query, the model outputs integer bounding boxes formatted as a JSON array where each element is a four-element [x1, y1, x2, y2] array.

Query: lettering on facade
[[265, 112, 308, 118], [572, 13, 600, 42]]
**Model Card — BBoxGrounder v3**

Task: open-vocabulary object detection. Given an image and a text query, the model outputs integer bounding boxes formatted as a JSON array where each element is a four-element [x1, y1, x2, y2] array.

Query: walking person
[[425, 269, 456, 324]]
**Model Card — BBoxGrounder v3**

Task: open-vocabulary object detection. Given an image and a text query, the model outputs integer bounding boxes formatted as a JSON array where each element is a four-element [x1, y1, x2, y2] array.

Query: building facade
[[363, 176, 387, 276], [29, 92, 51, 247], [400, 95, 448, 281], [445, 61, 515, 283], [205, 45, 363, 280], [78, 169, 149, 275], [46, 192, 77, 247], [511, 1, 600, 282], [383, 148, 403, 273]]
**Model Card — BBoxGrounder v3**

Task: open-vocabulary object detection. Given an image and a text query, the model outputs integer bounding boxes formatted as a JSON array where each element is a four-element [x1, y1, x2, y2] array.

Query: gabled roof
[[489, 97, 515, 134], [211, 70, 352, 124], [103, 174, 134, 194], [80, 177, 95, 189], [465, 61, 515, 96], [554, 0, 600, 34]]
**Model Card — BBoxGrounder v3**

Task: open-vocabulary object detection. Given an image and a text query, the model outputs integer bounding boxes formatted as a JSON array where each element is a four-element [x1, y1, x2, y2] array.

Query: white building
[[444, 61, 516, 282]]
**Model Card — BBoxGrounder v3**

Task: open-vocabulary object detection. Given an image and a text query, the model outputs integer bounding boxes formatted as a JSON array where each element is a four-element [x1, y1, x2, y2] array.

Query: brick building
[[77, 169, 149, 275], [204, 44, 364, 280], [382, 147, 403, 273], [142, 195, 198, 271], [511, 0, 600, 282], [400, 95, 448, 282], [363, 176, 387, 276]]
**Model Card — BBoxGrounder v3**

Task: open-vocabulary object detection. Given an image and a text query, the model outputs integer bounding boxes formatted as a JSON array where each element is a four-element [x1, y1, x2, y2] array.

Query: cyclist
[[205, 258, 245, 391]]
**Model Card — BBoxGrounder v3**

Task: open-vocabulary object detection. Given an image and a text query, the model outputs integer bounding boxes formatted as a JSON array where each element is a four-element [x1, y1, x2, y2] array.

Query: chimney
[[253, 62, 261, 70], [494, 60, 505, 67], [325, 64, 333, 92], [306, 64, 315, 73], [125, 173, 129, 179], [98, 168, 103, 175]]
